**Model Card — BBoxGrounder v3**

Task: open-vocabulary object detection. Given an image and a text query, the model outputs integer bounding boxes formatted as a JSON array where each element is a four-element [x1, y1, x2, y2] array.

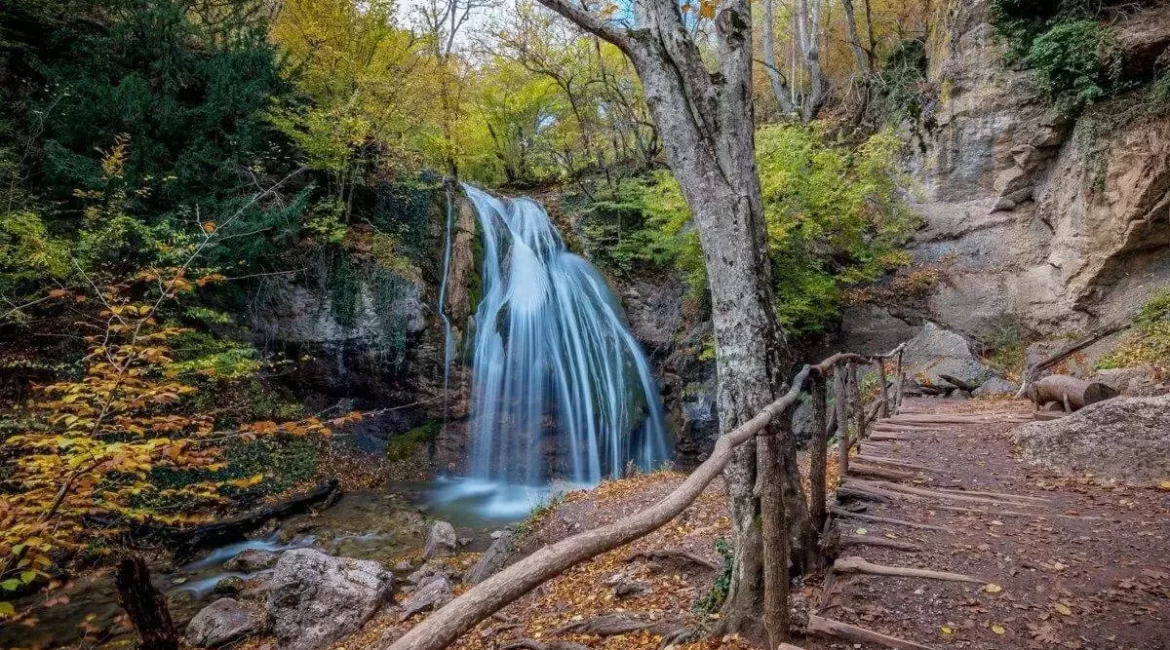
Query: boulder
[[422, 521, 457, 560], [404, 564, 452, 587], [1091, 365, 1162, 396], [225, 548, 280, 572], [266, 549, 394, 650], [972, 377, 1019, 397], [1014, 395, 1170, 485], [187, 598, 261, 648], [465, 531, 512, 584], [902, 322, 993, 387], [399, 575, 453, 621]]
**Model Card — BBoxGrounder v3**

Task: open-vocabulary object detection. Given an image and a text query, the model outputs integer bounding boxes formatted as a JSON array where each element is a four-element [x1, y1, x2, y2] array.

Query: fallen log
[[500, 641, 589, 650], [160, 478, 341, 561], [939, 374, 977, 394], [830, 506, 957, 533], [386, 365, 815, 650], [1022, 375, 1118, 411], [1017, 321, 1131, 397], [806, 614, 938, 650], [832, 556, 982, 583]]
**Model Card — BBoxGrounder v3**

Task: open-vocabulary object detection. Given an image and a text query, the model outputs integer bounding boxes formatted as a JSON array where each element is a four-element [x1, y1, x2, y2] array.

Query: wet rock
[[399, 575, 453, 620], [213, 576, 245, 596], [422, 521, 457, 560], [266, 549, 394, 650], [466, 531, 512, 584], [393, 560, 413, 572], [187, 598, 261, 648], [972, 377, 1019, 397], [225, 548, 280, 572], [490, 530, 505, 540], [1015, 395, 1170, 485]]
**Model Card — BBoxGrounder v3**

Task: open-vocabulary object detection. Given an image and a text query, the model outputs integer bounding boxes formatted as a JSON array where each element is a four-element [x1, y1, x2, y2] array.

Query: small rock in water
[[457, 536, 472, 547], [187, 598, 261, 648], [422, 521, 457, 560], [225, 548, 280, 572], [490, 530, 504, 540], [394, 560, 413, 572], [213, 576, 244, 596]]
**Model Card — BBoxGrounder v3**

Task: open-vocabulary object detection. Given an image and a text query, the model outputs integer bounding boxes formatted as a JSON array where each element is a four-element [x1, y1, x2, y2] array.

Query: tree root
[[806, 613, 938, 650], [830, 506, 957, 533], [832, 555, 983, 583], [625, 548, 718, 570], [837, 484, 894, 503], [839, 536, 923, 552], [932, 504, 1101, 521], [500, 640, 590, 650]]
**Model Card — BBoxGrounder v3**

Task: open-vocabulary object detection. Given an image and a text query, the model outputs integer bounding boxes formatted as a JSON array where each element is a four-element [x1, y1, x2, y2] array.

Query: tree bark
[[849, 362, 866, 441], [1022, 375, 1118, 411], [116, 556, 178, 650], [875, 360, 889, 418], [762, 0, 796, 115], [526, 0, 808, 638]]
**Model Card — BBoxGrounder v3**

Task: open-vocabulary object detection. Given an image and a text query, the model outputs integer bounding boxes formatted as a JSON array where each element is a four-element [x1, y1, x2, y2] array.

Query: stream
[[5, 481, 536, 650]]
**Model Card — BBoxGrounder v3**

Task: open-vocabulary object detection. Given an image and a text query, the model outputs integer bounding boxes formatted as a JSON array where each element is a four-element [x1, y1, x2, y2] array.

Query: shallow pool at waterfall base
[[424, 476, 590, 524]]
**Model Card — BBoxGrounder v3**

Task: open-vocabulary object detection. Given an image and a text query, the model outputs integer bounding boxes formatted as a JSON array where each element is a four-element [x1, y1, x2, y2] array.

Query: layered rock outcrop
[[898, 0, 1170, 337]]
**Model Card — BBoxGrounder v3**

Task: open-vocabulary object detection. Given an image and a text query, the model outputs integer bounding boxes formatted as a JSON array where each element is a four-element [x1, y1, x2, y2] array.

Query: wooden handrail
[[385, 342, 910, 650]]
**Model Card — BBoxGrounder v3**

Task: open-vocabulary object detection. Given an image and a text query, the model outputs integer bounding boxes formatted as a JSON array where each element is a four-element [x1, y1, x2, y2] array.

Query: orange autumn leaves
[[0, 273, 358, 620]]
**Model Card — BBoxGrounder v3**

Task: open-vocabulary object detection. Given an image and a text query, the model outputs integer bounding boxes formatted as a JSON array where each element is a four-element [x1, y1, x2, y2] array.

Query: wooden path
[[807, 398, 1170, 650]]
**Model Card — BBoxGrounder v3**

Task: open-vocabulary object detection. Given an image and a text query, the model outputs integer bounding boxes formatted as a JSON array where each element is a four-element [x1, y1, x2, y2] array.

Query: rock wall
[[896, 0, 1170, 338]]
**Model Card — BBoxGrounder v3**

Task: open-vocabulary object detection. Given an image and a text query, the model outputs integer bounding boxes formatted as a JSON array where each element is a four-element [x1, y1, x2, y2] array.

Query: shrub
[[1027, 21, 1121, 116]]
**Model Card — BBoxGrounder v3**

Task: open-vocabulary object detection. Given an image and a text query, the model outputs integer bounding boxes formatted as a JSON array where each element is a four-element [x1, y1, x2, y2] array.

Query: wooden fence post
[[893, 349, 905, 414], [849, 362, 865, 441], [809, 375, 829, 532], [875, 359, 889, 419], [116, 555, 178, 650], [833, 367, 850, 478]]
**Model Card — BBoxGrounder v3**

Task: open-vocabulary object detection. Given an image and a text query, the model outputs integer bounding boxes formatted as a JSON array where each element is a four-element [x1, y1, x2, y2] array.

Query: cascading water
[[440, 184, 669, 517]]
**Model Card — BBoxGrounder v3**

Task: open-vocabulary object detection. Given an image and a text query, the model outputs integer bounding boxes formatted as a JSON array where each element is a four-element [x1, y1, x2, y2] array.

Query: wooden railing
[[386, 343, 909, 650]]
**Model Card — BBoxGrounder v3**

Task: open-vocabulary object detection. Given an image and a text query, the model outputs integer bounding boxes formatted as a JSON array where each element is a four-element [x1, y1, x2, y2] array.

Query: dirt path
[[812, 398, 1170, 650]]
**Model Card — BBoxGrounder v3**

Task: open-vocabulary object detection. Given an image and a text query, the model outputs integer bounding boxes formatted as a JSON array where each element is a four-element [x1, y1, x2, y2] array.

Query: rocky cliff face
[[892, 1, 1170, 339]]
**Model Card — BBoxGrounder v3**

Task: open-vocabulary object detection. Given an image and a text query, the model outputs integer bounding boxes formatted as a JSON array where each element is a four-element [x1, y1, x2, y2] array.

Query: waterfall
[[457, 184, 669, 507]]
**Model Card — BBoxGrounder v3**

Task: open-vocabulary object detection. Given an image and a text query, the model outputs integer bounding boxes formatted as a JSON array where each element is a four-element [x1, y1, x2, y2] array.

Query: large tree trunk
[[533, 0, 808, 639]]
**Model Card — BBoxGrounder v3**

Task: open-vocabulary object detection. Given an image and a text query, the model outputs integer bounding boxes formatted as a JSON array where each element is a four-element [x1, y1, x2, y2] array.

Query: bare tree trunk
[[528, 0, 809, 638], [762, 0, 796, 115], [796, 0, 829, 122], [841, 0, 870, 77]]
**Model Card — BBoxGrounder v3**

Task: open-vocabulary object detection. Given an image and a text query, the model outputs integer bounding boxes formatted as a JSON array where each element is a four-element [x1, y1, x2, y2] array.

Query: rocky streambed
[[7, 482, 531, 650]]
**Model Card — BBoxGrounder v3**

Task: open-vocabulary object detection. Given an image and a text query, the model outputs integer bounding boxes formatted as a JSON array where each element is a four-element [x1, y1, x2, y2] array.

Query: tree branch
[[536, 0, 635, 56]]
